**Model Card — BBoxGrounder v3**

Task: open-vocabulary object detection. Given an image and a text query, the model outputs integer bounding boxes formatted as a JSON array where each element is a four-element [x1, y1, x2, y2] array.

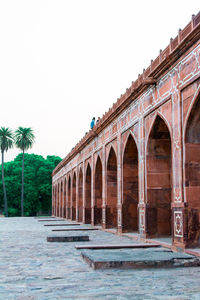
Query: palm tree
[[0, 127, 14, 217], [15, 127, 35, 216]]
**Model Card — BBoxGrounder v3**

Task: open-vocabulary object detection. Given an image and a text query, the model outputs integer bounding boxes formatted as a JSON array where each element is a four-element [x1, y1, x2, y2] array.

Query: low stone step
[[52, 228, 99, 232], [44, 223, 80, 227], [80, 248, 200, 270], [47, 235, 89, 242], [75, 243, 160, 250]]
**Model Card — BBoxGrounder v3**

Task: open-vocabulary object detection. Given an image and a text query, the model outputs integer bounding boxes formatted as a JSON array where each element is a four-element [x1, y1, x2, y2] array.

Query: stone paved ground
[[0, 217, 200, 300]]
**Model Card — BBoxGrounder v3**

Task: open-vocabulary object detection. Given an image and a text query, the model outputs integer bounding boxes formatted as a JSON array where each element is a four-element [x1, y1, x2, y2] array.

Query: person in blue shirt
[[90, 117, 95, 129]]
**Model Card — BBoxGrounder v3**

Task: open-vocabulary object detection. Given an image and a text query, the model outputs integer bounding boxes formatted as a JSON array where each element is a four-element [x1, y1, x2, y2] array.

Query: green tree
[[0, 127, 14, 216], [15, 127, 35, 216], [0, 153, 62, 216]]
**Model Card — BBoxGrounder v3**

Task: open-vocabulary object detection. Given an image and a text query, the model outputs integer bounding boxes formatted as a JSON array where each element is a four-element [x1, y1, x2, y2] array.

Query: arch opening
[[94, 156, 102, 225], [60, 182, 63, 217], [67, 177, 71, 219], [185, 96, 200, 247], [85, 164, 92, 223], [63, 179, 67, 218], [147, 115, 172, 237], [106, 147, 117, 228], [122, 135, 138, 232], [72, 173, 76, 220], [57, 184, 60, 217], [78, 169, 83, 222]]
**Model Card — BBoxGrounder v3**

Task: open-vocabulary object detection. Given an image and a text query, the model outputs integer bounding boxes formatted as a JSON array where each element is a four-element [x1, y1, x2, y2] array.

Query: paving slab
[[75, 243, 160, 250], [47, 235, 89, 242], [52, 228, 99, 232], [1, 217, 200, 299], [80, 248, 200, 270]]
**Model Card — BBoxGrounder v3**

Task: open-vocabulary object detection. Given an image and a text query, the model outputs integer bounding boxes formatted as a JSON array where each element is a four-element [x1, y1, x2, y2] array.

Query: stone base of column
[[172, 202, 200, 250]]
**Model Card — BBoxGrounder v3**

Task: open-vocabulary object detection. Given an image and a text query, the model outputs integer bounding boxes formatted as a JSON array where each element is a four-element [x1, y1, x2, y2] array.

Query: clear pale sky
[[0, 0, 199, 162]]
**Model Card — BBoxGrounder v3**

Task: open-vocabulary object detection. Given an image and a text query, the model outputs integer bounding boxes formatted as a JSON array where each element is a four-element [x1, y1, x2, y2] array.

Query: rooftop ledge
[[53, 11, 200, 177]]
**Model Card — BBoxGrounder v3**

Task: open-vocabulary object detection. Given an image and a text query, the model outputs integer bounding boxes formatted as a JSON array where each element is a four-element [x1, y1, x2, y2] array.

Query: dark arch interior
[[147, 115, 172, 237], [67, 177, 71, 219], [78, 169, 83, 222], [72, 174, 76, 220], [185, 96, 200, 246], [85, 164, 91, 224], [94, 156, 102, 225], [63, 179, 66, 218], [57, 184, 60, 217], [60, 182, 63, 217], [106, 147, 117, 228], [122, 135, 138, 232]]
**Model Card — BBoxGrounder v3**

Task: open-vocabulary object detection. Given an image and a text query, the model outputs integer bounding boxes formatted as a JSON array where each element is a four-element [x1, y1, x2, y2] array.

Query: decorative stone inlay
[[174, 211, 183, 237]]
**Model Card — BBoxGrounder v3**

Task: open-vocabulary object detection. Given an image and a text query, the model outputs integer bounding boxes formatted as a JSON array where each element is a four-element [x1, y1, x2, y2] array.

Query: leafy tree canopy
[[0, 153, 62, 216]]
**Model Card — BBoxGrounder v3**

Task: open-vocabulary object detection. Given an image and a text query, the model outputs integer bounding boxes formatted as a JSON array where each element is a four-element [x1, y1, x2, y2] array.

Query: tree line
[[0, 127, 62, 217]]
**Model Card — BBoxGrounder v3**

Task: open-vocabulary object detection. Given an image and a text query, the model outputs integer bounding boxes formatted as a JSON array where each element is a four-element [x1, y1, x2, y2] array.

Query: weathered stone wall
[[52, 13, 200, 249]]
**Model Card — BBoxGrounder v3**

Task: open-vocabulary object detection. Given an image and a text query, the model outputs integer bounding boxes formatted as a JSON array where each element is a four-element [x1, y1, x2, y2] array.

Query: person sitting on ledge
[[90, 117, 95, 129]]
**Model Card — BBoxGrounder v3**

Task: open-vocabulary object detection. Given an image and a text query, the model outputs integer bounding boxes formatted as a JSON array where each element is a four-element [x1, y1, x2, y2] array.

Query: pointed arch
[[85, 163, 92, 223], [122, 134, 138, 232], [94, 155, 102, 225], [146, 115, 172, 237], [78, 167, 83, 222], [72, 172, 76, 220], [146, 111, 172, 153], [67, 175, 71, 219], [185, 93, 200, 247], [106, 146, 118, 228], [122, 131, 138, 162]]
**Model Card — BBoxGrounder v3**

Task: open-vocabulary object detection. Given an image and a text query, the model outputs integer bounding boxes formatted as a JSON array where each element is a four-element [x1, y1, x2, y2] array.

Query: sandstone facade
[[52, 13, 200, 250]]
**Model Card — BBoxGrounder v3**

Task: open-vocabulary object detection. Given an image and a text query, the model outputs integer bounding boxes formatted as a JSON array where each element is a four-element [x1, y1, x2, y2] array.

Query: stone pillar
[[102, 145, 106, 229], [171, 90, 185, 250], [66, 176, 69, 219], [91, 153, 95, 226], [117, 133, 122, 233], [138, 113, 146, 238], [76, 167, 79, 221], [82, 160, 86, 223], [70, 171, 73, 220]]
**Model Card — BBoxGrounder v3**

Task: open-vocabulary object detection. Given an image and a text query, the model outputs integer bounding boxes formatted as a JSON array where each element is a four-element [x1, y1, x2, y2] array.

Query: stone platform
[[75, 243, 160, 250], [47, 235, 89, 242], [80, 248, 200, 270], [52, 228, 99, 232]]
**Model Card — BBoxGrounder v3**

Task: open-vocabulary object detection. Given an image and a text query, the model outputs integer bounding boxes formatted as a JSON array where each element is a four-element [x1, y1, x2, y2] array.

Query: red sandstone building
[[52, 13, 200, 250]]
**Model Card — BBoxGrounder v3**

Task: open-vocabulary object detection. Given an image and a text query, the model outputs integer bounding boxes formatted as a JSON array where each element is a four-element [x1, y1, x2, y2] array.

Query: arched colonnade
[[52, 94, 200, 248]]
